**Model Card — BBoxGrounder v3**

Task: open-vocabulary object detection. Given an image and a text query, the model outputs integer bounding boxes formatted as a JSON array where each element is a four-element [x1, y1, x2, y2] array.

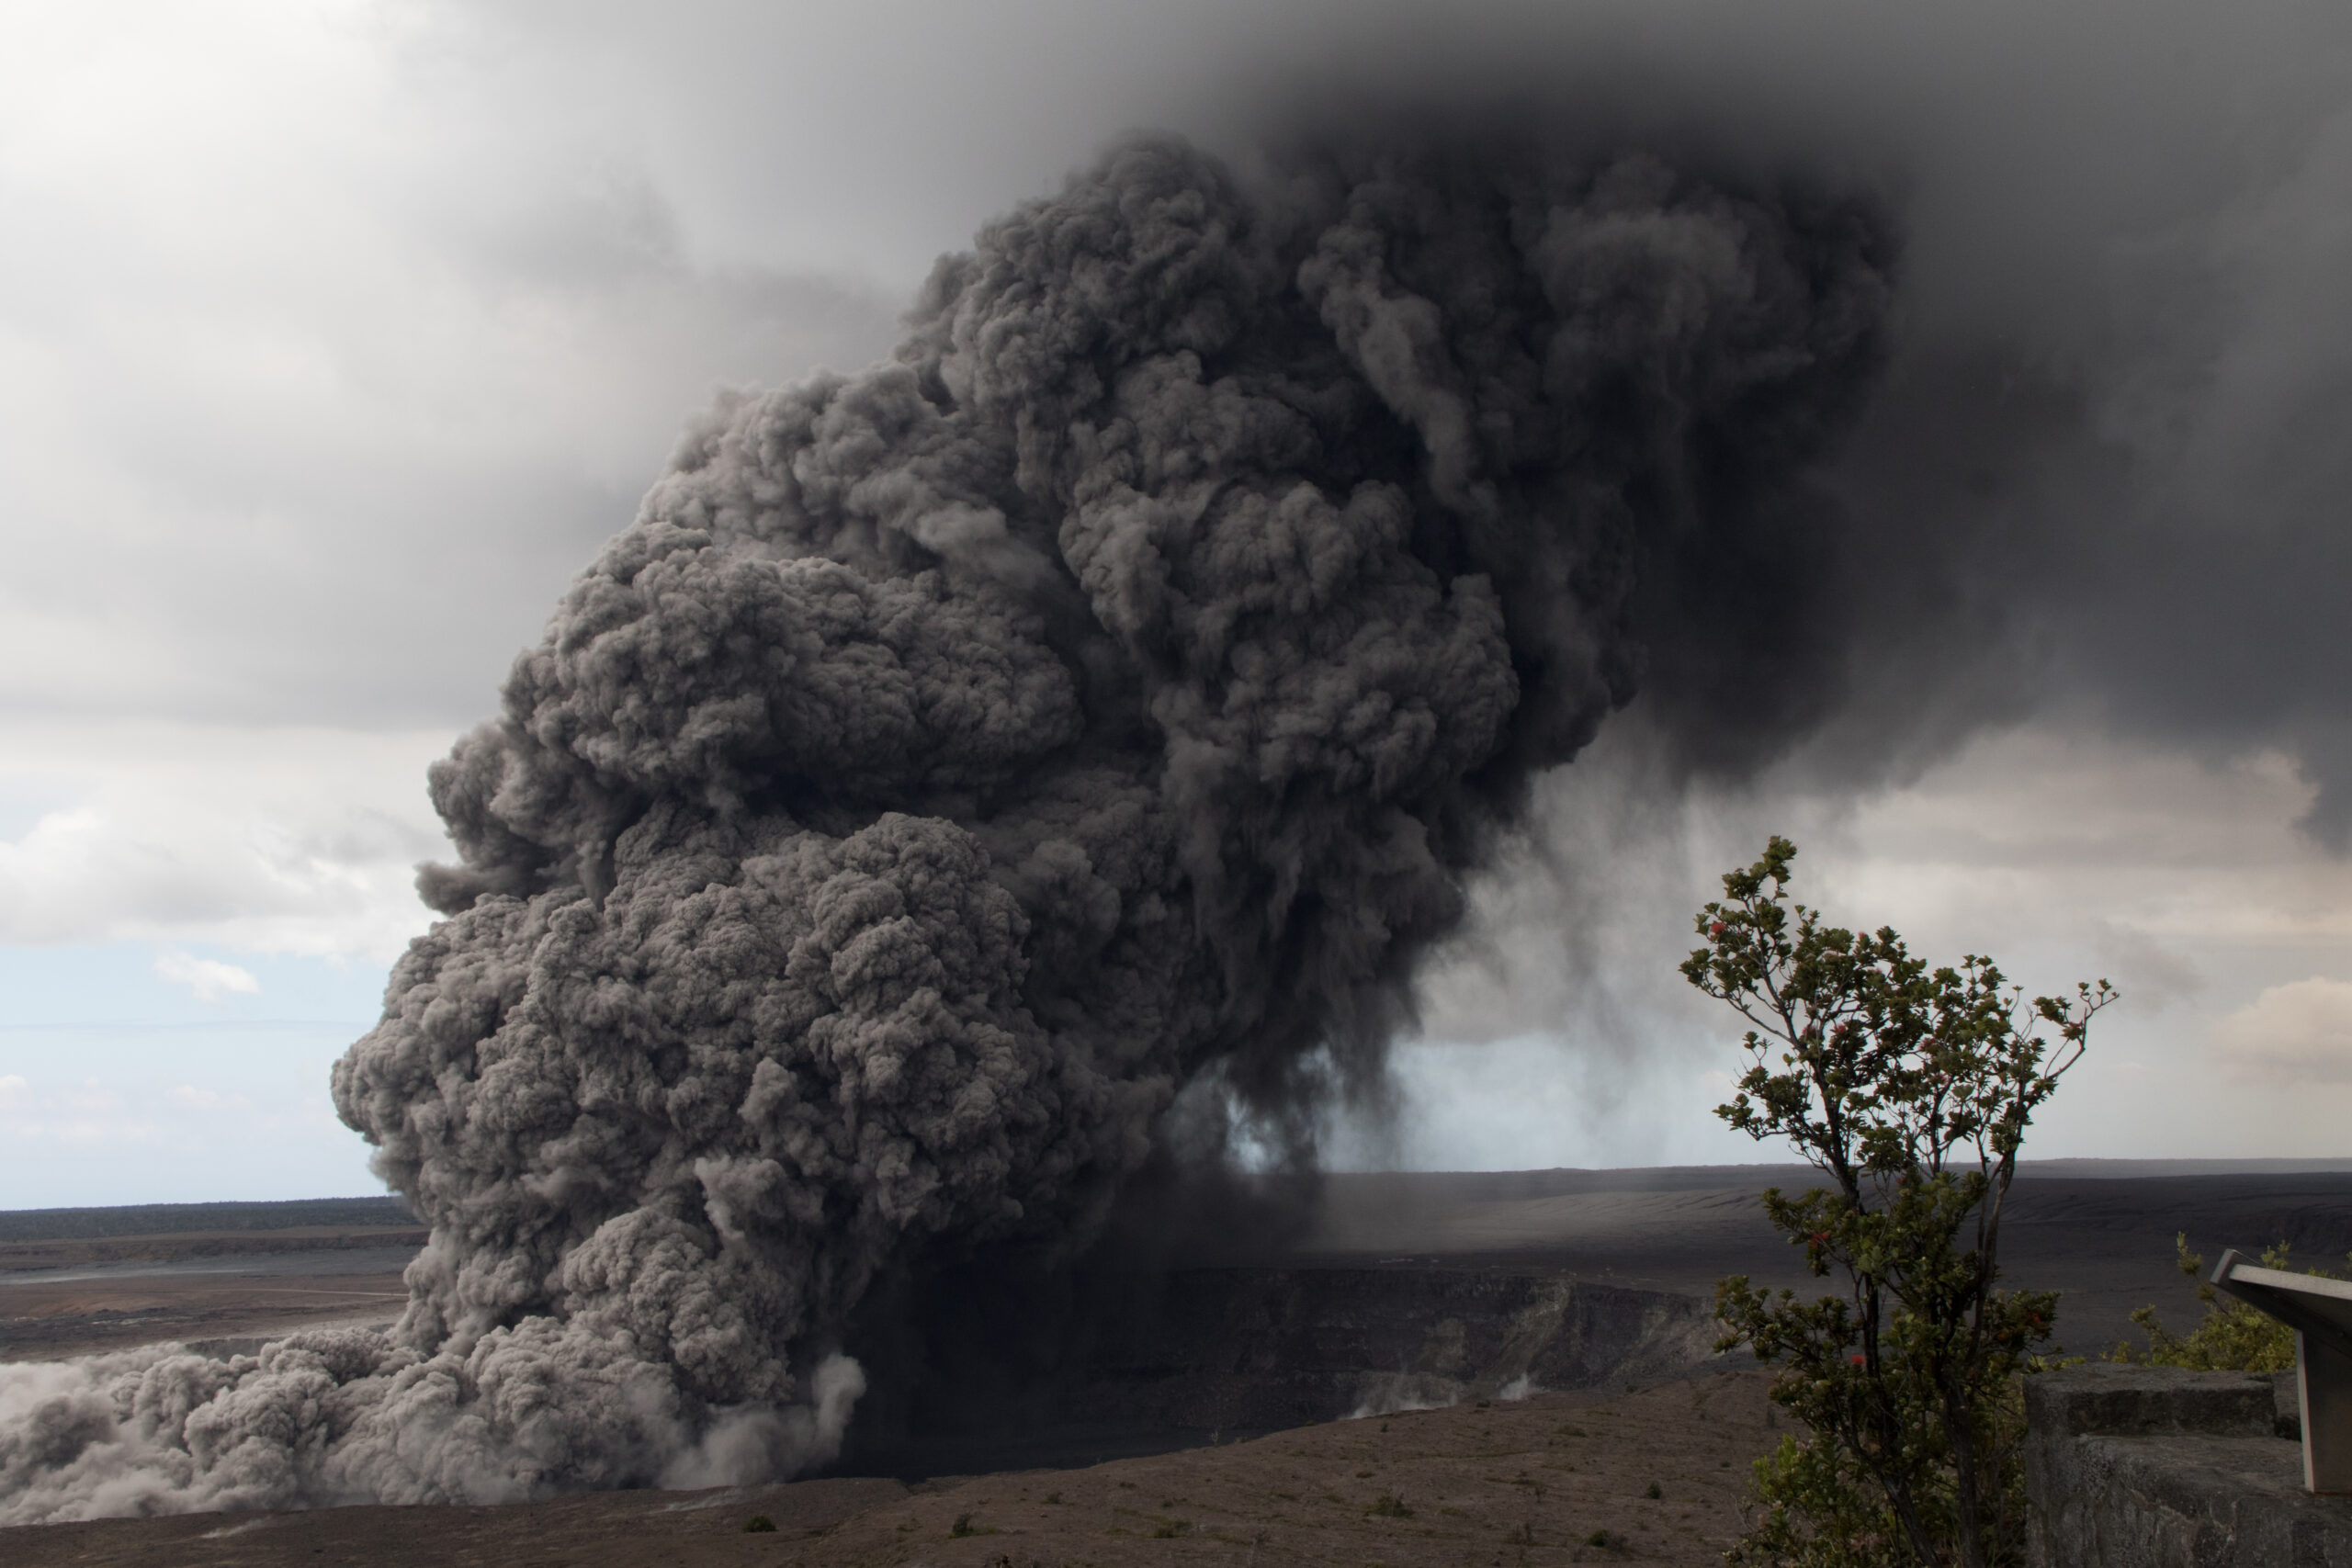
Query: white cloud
[[2214, 978, 2352, 1082], [1414, 723, 2352, 1061], [168, 1084, 253, 1111], [0, 1079, 153, 1148], [1825, 736, 2352, 958], [0, 2, 902, 732], [0, 720, 454, 959], [153, 950, 262, 1002], [0, 6, 901, 985], [1399, 720, 2352, 1168], [0, 1066, 374, 1203]]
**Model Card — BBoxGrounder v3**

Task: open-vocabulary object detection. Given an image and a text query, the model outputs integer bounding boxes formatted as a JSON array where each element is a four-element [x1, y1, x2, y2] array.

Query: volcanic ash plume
[[0, 130, 1891, 1521]]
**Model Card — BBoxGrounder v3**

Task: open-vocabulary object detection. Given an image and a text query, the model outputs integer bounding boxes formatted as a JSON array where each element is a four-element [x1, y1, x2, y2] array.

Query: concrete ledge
[[2027, 1366, 2352, 1567], [2026, 1363, 2277, 1438]]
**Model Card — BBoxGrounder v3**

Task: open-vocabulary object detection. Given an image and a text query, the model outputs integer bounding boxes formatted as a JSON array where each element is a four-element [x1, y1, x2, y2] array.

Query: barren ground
[[2, 1371, 1778, 1568], [13, 1164, 2351, 1366], [0, 1230, 421, 1359], [7, 1165, 2351, 1561]]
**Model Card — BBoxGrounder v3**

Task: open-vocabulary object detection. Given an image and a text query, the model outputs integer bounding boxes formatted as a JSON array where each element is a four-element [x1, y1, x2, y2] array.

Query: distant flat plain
[[8, 1160, 2351, 1362], [0, 1201, 423, 1359], [1299, 1159, 2352, 1357]]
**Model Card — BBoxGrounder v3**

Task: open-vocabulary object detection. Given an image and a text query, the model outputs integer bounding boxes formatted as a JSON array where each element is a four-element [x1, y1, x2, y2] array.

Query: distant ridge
[[9, 1160, 2348, 1245], [1312, 1158, 2352, 1195], [0, 1196, 416, 1243], [2011, 1157, 2352, 1178]]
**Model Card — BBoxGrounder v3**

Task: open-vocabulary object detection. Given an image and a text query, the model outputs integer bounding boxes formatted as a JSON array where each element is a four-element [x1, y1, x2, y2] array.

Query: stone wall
[[2025, 1364, 2352, 1566]]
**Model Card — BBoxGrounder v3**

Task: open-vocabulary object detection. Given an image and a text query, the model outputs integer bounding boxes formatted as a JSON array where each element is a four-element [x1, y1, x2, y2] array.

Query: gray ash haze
[[1, 121, 1895, 1518], [5, 0, 2352, 1524], [6, 2, 2350, 1179]]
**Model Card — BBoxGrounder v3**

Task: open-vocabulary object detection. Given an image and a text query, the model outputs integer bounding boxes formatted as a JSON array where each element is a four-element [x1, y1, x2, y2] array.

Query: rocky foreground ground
[[10, 1164, 2351, 1563], [3, 1370, 1778, 1568]]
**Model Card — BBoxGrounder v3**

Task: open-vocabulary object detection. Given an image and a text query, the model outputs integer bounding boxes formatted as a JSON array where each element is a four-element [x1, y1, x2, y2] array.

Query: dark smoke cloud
[[0, 123, 1896, 1518], [1193, 6, 2352, 845], [1700, 14, 2352, 839]]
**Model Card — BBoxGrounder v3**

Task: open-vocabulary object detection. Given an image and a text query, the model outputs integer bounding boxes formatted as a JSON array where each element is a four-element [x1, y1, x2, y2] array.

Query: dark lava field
[[6, 1161, 2351, 1564]]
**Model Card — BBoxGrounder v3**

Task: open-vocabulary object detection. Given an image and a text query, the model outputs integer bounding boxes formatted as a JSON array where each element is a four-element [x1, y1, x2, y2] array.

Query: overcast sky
[[5, 0, 2351, 1206]]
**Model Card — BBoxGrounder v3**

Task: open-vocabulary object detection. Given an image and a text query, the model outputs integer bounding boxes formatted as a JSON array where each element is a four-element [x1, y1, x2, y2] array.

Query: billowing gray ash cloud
[[0, 126, 1890, 1520]]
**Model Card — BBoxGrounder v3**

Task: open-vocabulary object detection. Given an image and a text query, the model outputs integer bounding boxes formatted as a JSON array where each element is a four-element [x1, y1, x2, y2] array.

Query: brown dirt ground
[[0, 1228, 428, 1273], [0, 1370, 1781, 1567], [0, 1273, 411, 1359], [0, 1228, 424, 1359]]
